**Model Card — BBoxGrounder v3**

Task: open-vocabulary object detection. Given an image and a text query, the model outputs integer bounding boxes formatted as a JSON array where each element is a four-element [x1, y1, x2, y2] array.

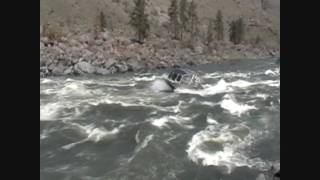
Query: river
[[40, 58, 280, 180]]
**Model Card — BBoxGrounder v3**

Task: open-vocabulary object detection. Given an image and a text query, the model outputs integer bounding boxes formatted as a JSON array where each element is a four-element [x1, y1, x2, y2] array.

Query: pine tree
[[229, 20, 237, 44], [214, 10, 224, 41], [94, 12, 107, 34], [188, 0, 199, 38], [207, 19, 214, 45], [168, 0, 180, 39], [236, 17, 245, 44], [179, 0, 188, 40], [229, 17, 245, 44], [129, 0, 150, 42], [261, 0, 269, 10]]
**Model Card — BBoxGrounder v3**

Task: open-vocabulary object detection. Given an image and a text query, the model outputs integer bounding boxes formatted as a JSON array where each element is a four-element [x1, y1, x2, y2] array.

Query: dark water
[[40, 59, 280, 180]]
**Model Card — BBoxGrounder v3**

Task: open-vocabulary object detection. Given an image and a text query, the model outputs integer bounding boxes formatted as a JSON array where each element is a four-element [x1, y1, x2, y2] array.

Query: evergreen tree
[[207, 19, 214, 45], [179, 0, 188, 40], [214, 10, 224, 41], [188, 0, 199, 38], [236, 17, 245, 44], [129, 0, 150, 42], [229, 17, 245, 44], [168, 0, 180, 39], [229, 20, 237, 44], [261, 0, 269, 10], [94, 12, 107, 34]]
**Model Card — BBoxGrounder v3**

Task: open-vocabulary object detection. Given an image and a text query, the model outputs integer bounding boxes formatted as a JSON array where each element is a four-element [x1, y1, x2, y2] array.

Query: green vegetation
[[168, 0, 180, 39], [229, 17, 245, 44], [129, 0, 150, 42], [214, 10, 224, 41]]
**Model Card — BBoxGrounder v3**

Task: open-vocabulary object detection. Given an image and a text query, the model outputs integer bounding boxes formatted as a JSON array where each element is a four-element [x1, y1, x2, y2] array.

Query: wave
[[220, 94, 257, 117], [186, 123, 269, 174], [176, 78, 279, 97], [265, 68, 280, 76], [150, 114, 195, 129], [62, 123, 120, 150], [133, 76, 157, 82]]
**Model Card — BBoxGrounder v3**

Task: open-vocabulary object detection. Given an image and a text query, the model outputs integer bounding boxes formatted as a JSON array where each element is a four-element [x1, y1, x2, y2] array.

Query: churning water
[[40, 59, 280, 180]]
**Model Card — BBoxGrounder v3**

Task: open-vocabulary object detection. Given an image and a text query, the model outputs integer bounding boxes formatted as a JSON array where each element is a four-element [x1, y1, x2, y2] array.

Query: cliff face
[[40, 0, 280, 49]]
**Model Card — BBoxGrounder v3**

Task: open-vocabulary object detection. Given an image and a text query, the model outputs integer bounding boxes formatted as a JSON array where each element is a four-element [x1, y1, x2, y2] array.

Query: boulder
[[95, 67, 110, 75], [115, 63, 128, 73], [75, 62, 95, 74], [104, 58, 117, 68], [64, 66, 74, 75], [52, 61, 67, 75], [127, 59, 145, 71]]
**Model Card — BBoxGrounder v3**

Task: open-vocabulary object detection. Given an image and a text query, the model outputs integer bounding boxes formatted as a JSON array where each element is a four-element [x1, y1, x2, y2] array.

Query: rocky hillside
[[40, 0, 280, 49]]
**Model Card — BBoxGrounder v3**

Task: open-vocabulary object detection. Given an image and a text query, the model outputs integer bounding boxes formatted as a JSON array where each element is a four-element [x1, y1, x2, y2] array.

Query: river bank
[[40, 31, 279, 77]]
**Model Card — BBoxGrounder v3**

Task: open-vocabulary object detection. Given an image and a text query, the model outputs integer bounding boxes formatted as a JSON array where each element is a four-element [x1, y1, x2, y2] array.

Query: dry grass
[[41, 23, 66, 42]]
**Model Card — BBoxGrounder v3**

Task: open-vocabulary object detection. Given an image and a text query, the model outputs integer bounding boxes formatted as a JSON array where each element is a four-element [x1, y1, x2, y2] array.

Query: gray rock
[[95, 67, 110, 75], [115, 63, 128, 73], [108, 66, 118, 74], [95, 39, 104, 46], [47, 63, 56, 71], [64, 66, 74, 75], [52, 63, 67, 75], [127, 59, 145, 71], [40, 42, 45, 49], [40, 67, 48, 73], [40, 58, 47, 66], [71, 58, 79, 64], [75, 62, 95, 74], [104, 58, 117, 68]]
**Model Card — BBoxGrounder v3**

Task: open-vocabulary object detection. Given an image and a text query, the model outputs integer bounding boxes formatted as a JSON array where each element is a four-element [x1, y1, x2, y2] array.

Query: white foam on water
[[186, 124, 268, 174], [203, 72, 221, 79], [176, 79, 232, 96], [128, 134, 154, 162], [171, 115, 195, 129], [150, 114, 195, 129], [135, 130, 141, 144], [41, 78, 55, 84], [230, 80, 256, 88], [188, 98, 218, 107], [223, 72, 250, 78], [40, 129, 49, 140], [260, 80, 280, 87], [40, 100, 89, 121], [164, 133, 182, 144], [265, 68, 280, 76], [87, 95, 183, 114], [138, 134, 154, 150], [88, 98, 138, 107], [87, 127, 119, 142], [62, 124, 120, 150], [265, 70, 276, 76], [256, 93, 268, 100], [40, 102, 62, 121], [151, 116, 170, 128], [220, 94, 257, 117], [207, 117, 219, 125], [103, 82, 136, 87], [176, 78, 278, 97], [201, 101, 217, 107], [133, 76, 156, 81], [59, 82, 92, 96]]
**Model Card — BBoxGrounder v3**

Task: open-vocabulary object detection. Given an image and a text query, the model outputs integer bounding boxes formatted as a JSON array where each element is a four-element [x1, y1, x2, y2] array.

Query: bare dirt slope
[[40, 0, 279, 48]]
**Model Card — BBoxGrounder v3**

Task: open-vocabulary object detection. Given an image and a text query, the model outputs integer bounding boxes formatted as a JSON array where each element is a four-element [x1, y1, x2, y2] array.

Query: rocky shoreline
[[40, 31, 279, 77]]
